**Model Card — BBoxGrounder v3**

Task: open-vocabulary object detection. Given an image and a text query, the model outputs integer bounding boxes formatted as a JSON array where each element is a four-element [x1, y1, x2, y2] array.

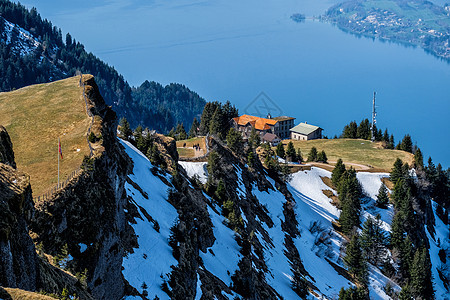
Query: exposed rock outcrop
[[0, 125, 16, 168], [0, 127, 93, 299], [30, 75, 133, 300]]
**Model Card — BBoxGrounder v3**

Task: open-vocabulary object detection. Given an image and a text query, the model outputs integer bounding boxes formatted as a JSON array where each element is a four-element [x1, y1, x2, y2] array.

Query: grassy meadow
[[279, 138, 413, 172], [0, 76, 90, 196]]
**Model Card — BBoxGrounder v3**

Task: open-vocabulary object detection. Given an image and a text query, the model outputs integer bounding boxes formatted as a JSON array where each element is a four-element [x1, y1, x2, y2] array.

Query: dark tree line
[[198, 101, 239, 139], [0, 1, 205, 133]]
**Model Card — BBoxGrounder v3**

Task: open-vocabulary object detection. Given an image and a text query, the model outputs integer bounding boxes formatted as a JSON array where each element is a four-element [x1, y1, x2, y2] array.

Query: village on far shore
[[231, 113, 323, 146]]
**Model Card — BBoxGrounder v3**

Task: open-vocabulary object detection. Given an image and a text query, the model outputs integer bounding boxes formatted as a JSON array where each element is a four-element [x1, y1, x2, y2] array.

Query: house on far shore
[[262, 132, 281, 146], [290, 122, 323, 141]]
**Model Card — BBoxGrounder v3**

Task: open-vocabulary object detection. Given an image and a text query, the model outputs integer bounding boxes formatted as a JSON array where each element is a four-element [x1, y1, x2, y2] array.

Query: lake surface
[[21, 0, 450, 167]]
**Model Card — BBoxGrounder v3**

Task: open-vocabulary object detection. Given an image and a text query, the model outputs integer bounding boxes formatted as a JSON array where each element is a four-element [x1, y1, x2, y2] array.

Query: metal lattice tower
[[371, 92, 377, 142]]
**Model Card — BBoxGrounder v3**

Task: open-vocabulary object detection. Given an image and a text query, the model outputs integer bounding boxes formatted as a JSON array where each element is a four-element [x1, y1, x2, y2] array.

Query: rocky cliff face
[[0, 148, 36, 290], [30, 76, 133, 300], [0, 127, 93, 299], [0, 126, 16, 168]]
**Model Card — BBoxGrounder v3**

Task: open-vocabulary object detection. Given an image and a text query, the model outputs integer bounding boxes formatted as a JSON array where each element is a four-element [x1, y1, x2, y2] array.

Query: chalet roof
[[290, 122, 322, 135], [232, 115, 278, 131], [262, 132, 279, 142], [272, 116, 295, 121]]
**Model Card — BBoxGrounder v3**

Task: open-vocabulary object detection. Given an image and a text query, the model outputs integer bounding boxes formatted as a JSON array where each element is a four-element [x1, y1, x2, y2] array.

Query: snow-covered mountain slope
[[1, 16, 41, 55], [121, 139, 449, 299]]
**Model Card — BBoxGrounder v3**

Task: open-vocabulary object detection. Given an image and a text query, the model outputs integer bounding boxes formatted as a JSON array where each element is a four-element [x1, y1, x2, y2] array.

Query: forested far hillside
[[0, 0, 205, 133], [131, 80, 206, 133]]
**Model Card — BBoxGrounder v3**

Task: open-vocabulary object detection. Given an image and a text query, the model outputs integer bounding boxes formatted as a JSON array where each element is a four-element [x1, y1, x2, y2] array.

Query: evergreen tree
[[398, 235, 414, 281], [343, 235, 367, 284], [317, 150, 327, 163], [360, 215, 387, 266], [410, 247, 434, 299], [175, 123, 187, 140], [383, 129, 389, 143], [199, 102, 218, 135], [119, 117, 132, 141], [209, 106, 224, 136], [249, 126, 261, 148], [390, 211, 405, 250], [342, 121, 358, 138], [134, 125, 145, 150], [188, 117, 200, 138], [296, 148, 303, 163], [276, 142, 285, 159], [331, 158, 346, 187], [398, 283, 413, 300], [338, 287, 367, 300], [388, 134, 395, 149], [226, 128, 243, 153], [400, 134, 413, 153], [286, 141, 296, 161], [376, 184, 389, 208], [357, 119, 370, 140], [215, 179, 227, 202], [207, 151, 220, 181], [413, 147, 423, 169], [390, 158, 404, 185], [307, 147, 318, 162], [338, 169, 362, 235]]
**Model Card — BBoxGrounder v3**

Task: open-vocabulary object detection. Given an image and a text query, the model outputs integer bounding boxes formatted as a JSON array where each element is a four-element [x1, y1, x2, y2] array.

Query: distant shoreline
[[301, 0, 450, 62]]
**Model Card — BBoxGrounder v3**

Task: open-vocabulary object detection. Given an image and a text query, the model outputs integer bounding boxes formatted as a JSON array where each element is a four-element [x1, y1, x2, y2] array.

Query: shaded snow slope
[[2, 17, 41, 55], [427, 201, 450, 300], [178, 161, 208, 184], [120, 140, 178, 300]]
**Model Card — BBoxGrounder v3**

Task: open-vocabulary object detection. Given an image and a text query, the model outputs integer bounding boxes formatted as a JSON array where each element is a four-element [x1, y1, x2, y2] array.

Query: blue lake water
[[21, 0, 450, 167]]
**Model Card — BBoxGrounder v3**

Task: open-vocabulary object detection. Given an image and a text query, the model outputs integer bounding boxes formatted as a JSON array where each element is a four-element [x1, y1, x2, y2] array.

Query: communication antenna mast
[[371, 92, 377, 142]]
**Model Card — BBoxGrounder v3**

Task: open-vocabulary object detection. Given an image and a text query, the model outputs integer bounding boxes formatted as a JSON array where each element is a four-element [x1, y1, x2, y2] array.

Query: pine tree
[[249, 126, 261, 148], [383, 129, 389, 143], [215, 179, 227, 202], [342, 121, 358, 138], [398, 283, 412, 300], [410, 246, 434, 299], [276, 142, 285, 159], [188, 118, 200, 138], [360, 215, 387, 266], [399, 235, 413, 281], [338, 168, 362, 235], [199, 102, 218, 135], [390, 158, 404, 185], [209, 106, 224, 136], [317, 150, 327, 163], [119, 117, 132, 141], [376, 184, 389, 208], [400, 134, 413, 153], [296, 148, 303, 163], [413, 147, 423, 169], [331, 158, 346, 187], [390, 211, 404, 250], [343, 235, 367, 284], [388, 134, 395, 149], [226, 128, 243, 153], [286, 141, 296, 162], [307, 147, 318, 162], [357, 119, 370, 140], [175, 123, 187, 140]]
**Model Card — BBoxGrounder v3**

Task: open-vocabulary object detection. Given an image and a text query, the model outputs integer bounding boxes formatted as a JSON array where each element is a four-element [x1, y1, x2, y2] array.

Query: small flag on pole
[[59, 139, 63, 159]]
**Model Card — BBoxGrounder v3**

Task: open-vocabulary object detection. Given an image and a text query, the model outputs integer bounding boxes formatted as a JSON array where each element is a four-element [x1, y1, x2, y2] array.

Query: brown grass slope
[[0, 76, 90, 196]]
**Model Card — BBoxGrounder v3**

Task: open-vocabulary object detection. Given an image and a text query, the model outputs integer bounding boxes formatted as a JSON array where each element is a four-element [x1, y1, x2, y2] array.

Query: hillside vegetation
[[324, 0, 450, 61], [0, 76, 90, 196], [282, 138, 413, 171]]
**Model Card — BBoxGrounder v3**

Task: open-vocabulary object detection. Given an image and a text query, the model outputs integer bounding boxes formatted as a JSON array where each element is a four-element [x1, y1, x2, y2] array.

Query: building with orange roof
[[230, 114, 295, 140]]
